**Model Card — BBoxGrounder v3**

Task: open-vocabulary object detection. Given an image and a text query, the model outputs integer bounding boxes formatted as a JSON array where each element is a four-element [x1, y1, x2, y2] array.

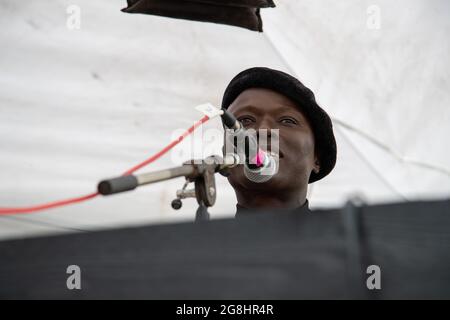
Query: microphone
[[221, 109, 278, 183]]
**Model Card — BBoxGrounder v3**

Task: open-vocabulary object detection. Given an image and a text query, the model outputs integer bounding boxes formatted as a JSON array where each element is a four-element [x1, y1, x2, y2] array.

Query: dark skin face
[[224, 88, 320, 209]]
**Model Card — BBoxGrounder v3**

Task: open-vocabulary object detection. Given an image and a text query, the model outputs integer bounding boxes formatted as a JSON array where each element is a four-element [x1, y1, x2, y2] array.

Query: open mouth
[[256, 141, 283, 160], [266, 149, 284, 159]]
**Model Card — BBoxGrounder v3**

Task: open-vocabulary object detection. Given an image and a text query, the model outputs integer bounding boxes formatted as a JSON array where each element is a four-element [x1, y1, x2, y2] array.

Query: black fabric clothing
[[235, 199, 312, 217]]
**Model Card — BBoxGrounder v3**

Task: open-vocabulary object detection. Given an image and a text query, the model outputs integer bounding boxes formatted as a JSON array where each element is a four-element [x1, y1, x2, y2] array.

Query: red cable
[[0, 115, 210, 215], [0, 192, 99, 215], [122, 115, 209, 175]]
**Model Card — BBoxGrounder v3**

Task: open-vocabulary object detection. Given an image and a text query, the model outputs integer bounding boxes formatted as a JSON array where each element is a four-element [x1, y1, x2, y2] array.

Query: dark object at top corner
[[121, 0, 276, 32]]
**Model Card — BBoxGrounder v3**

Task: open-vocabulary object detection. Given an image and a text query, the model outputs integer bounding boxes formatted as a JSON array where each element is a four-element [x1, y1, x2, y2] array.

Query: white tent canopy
[[0, 0, 449, 239]]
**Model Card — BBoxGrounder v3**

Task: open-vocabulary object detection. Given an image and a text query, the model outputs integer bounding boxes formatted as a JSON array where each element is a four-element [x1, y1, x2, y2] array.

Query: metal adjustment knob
[[171, 198, 183, 210]]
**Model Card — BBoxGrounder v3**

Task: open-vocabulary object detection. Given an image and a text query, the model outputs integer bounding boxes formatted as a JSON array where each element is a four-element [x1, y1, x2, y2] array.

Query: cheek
[[284, 132, 315, 160]]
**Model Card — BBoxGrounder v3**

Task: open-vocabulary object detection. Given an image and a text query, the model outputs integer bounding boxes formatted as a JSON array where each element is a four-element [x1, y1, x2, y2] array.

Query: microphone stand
[[97, 154, 239, 222]]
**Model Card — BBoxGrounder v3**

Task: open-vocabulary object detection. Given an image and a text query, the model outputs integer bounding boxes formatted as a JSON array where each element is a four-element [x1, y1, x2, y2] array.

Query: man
[[221, 67, 337, 216]]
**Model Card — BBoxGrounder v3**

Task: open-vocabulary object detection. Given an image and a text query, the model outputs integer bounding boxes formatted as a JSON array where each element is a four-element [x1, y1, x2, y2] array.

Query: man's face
[[225, 88, 319, 193]]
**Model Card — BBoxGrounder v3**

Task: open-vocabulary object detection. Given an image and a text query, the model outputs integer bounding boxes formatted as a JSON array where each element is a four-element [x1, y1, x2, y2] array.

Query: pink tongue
[[251, 149, 266, 167]]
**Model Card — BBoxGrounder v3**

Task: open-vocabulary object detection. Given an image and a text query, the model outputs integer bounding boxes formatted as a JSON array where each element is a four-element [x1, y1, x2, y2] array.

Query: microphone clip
[[171, 154, 237, 221]]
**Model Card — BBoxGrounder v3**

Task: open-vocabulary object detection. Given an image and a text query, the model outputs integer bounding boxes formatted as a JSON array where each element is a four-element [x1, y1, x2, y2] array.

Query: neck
[[235, 187, 307, 210]]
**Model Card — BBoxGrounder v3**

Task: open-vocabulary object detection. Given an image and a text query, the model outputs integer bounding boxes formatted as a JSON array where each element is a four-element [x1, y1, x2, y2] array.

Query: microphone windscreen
[[244, 155, 278, 183]]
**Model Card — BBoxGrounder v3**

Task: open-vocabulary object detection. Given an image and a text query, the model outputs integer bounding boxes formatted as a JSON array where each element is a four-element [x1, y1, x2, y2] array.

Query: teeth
[[269, 151, 280, 158]]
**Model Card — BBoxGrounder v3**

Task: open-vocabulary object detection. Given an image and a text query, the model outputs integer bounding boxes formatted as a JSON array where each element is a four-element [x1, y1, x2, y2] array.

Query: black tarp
[[122, 0, 276, 32], [0, 199, 449, 299]]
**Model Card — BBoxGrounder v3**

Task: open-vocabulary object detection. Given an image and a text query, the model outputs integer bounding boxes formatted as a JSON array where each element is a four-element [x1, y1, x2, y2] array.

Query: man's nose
[[256, 117, 273, 137], [255, 117, 280, 148]]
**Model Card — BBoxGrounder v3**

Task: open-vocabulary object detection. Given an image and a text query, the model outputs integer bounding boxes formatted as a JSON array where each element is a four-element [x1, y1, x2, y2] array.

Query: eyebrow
[[273, 105, 307, 120], [234, 104, 303, 117], [232, 105, 262, 114], [276, 105, 299, 113]]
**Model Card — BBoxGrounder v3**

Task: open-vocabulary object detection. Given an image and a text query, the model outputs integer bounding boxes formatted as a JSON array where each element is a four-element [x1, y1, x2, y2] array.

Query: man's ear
[[313, 156, 320, 174]]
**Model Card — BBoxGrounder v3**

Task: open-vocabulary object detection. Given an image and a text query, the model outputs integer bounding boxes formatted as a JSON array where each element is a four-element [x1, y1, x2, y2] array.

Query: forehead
[[228, 88, 305, 117]]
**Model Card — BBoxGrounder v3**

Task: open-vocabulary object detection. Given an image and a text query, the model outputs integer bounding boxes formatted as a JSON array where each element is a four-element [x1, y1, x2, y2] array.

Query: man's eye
[[279, 117, 298, 125], [238, 117, 255, 126]]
